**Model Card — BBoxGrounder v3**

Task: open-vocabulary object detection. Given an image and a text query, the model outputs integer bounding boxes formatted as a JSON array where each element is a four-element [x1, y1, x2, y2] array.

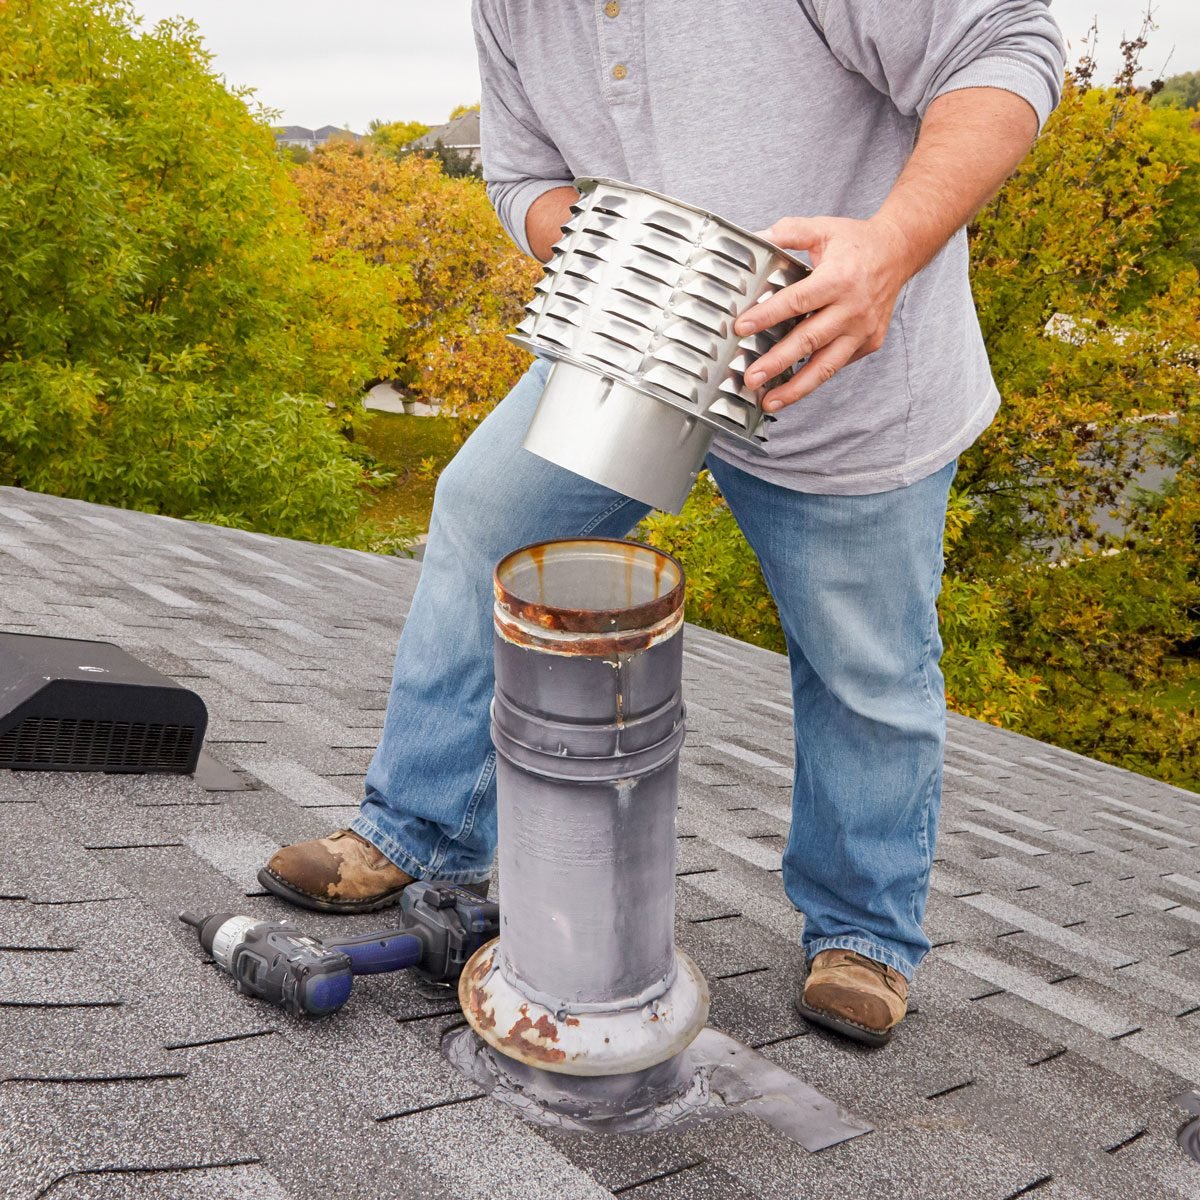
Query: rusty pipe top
[[494, 538, 684, 654]]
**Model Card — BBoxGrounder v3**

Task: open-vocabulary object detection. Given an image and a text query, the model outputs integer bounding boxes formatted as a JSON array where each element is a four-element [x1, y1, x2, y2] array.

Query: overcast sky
[[128, 1, 1199, 133]]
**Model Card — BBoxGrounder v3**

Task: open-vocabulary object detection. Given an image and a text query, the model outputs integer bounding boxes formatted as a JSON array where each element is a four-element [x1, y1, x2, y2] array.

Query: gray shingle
[[2, 485, 1199, 1200]]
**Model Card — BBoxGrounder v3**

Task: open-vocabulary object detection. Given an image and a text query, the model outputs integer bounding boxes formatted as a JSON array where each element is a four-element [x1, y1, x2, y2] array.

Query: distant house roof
[[274, 124, 361, 145], [2, 483, 1200, 1198], [411, 109, 481, 153]]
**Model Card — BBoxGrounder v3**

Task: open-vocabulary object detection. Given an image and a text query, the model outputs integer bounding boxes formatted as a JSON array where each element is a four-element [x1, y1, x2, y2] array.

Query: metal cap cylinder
[[522, 363, 714, 515], [461, 538, 708, 1076]]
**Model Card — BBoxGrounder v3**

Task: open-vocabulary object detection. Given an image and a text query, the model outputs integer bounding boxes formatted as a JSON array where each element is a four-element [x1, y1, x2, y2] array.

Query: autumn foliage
[[646, 47, 1200, 789], [3, 1, 1197, 788], [291, 143, 539, 432]]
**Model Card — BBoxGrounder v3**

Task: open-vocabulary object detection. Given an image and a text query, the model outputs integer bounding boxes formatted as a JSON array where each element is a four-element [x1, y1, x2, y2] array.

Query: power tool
[[180, 880, 499, 1019]]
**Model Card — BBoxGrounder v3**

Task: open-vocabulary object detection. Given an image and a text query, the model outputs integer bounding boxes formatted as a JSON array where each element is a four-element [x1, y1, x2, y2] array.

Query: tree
[[0, 0, 404, 546], [949, 39, 1200, 786], [291, 142, 538, 428], [426, 142, 482, 180], [1153, 70, 1200, 111], [367, 111, 482, 179], [367, 119, 431, 158], [278, 142, 313, 165], [1124, 104, 1200, 308], [643, 42, 1200, 788]]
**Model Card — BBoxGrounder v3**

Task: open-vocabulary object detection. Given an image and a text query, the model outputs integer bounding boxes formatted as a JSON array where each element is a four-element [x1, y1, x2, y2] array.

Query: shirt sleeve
[[471, 0, 574, 255], [800, 0, 1066, 131]]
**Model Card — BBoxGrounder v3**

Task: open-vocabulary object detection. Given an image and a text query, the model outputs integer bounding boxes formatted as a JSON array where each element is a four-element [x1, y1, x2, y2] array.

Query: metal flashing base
[[444, 1024, 873, 1151], [458, 940, 709, 1077]]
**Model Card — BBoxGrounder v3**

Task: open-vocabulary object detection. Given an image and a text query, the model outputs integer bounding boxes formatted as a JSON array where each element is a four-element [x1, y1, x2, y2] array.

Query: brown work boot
[[258, 829, 416, 914], [796, 949, 909, 1047]]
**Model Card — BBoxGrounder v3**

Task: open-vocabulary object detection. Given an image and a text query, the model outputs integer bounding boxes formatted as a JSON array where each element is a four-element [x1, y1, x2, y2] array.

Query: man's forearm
[[525, 186, 580, 262], [737, 85, 1040, 409], [872, 87, 1039, 278]]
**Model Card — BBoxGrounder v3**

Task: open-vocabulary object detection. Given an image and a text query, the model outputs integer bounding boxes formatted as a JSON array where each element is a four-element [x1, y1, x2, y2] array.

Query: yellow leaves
[[367, 120, 431, 155], [945, 71, 1200, 779], [290, 141, 538, 426]]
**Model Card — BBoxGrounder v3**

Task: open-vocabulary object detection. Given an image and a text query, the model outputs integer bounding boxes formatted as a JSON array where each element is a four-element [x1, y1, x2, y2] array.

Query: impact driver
[[180, 880, 499, 1019]]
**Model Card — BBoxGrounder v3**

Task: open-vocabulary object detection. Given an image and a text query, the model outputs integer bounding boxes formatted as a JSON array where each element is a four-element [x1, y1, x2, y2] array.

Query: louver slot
[[0, 717, 197, 772]]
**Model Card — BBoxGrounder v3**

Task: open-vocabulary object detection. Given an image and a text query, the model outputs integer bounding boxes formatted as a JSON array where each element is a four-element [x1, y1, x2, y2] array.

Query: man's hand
[[737, 86, 1040, 413], [735, 215, 916, 412]]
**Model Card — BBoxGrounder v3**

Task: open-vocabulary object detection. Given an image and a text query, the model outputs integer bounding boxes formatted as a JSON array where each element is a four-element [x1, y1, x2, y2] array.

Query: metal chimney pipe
[[460, 538, 708, 1076]]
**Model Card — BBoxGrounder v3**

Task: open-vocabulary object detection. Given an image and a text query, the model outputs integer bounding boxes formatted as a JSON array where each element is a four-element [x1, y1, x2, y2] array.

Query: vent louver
[[0, 716, 197, 772]]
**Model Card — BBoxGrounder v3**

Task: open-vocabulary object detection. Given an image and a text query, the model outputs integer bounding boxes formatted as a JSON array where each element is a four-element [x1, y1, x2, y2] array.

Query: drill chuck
[[179, 911, 354, 1018], [180, 911, 256, 970]]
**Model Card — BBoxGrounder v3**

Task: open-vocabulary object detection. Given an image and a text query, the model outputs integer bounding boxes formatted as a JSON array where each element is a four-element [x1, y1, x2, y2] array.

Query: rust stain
[[527, 543, 546, 604], [462, 949, 497, 1032], [493, 538, 684, 638], [494, 614, 672, 657], [498, 1003, 566, 1065]]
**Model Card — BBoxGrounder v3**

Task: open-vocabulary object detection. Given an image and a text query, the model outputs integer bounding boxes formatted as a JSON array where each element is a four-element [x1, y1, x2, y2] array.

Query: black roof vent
[[0, 634, 207, 774]]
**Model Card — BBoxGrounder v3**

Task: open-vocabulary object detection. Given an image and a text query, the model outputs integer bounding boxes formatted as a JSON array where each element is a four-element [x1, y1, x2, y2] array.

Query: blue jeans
[[354, 358, 953, 979]]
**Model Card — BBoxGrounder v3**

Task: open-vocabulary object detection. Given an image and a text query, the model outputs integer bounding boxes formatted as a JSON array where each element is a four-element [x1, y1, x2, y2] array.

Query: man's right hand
[[525, 186, 580, 262]]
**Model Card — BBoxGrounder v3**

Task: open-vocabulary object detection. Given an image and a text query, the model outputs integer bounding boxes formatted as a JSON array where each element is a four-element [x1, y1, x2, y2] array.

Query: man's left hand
[[736, 215, 917, 412]]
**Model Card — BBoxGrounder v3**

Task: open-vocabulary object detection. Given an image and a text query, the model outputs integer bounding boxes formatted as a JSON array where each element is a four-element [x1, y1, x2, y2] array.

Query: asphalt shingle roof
[[1, 484, 1199, 1199], [412, 110, 481, 151]]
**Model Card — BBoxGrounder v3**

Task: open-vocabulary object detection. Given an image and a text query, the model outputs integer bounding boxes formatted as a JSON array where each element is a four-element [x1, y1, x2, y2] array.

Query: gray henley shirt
[[472, 0, 1066, 495]]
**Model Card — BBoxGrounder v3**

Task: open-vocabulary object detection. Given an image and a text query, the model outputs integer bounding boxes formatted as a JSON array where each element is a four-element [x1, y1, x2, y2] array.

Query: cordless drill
[[180, 881, 499, 1019]]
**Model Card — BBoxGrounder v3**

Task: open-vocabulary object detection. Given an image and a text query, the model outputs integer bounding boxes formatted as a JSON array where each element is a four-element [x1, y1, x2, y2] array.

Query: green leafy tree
[[367, 118, 431, 158], [369, 108, 481, 178], [426, 142, 482, 180], [1121, 104, 1200, 308], [278, 142, 313, 165], [0, 0, 405, 546], [1152, 70, 1200, 110]]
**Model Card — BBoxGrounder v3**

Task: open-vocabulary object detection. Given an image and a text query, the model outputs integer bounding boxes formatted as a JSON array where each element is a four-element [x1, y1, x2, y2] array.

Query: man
[[261, 1, 1065, 1046]]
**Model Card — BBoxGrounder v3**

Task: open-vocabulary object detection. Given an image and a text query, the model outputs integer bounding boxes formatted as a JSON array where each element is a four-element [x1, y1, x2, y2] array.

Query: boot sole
[[795, 998, 895, 1048], [256, 866, 490, 914]]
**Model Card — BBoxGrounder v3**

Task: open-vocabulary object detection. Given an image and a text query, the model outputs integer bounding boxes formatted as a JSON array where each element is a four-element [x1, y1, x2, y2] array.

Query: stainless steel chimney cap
[[512, 178, 810, 513]]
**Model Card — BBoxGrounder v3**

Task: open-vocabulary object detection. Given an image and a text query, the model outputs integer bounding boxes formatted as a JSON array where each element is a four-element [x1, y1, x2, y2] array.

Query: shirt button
[[612, 63, 628, 80], [604, 1, 620, 16]]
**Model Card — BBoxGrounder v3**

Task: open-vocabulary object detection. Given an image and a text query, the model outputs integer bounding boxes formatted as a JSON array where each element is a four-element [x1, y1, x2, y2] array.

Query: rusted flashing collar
[[493, 603, 683, 657], [459, 939, 710, 1078], [493, 538, 685, 638]]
